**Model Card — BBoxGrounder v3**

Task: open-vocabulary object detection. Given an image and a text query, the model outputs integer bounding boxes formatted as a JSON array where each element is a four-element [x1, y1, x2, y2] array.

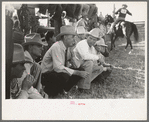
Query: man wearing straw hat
[[75, 26, 88, 43], [41, 25, 89, 98], [73, 28, 109, 91], [18, 33, 48, 99], [10, 43, 34, 99], [94, 39, 113, 79], [107, 4, 132, 34]]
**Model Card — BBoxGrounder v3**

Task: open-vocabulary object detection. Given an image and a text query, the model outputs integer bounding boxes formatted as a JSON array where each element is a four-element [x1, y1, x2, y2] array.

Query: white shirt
[[73, 39, 99, 61]]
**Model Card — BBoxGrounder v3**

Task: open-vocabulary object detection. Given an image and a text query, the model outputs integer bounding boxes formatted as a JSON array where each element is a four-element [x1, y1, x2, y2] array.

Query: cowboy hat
[[22, 33, 47, 46], [76, 26, 88, 34], [12, 31, 24, 44], [95, 38, 108, 47], [122, 4, 128, 7], [88, 28, 104, 39], [56, 25, 76, 40], [13, 43, 31, 64]]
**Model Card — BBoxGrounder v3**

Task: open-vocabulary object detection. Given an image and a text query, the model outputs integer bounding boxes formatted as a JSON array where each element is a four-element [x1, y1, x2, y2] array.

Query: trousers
[[41, 71, 82, 97]]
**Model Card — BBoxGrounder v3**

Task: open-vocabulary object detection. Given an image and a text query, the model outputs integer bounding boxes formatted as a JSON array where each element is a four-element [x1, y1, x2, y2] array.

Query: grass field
[[57, 37, 145, 99]]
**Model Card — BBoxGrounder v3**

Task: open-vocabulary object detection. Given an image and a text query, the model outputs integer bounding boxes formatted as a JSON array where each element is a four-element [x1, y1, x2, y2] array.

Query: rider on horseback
[[107, 4, 132, 35]]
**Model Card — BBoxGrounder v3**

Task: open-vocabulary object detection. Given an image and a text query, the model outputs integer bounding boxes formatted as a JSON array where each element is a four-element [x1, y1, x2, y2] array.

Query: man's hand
[[21, 74, 34, 91]]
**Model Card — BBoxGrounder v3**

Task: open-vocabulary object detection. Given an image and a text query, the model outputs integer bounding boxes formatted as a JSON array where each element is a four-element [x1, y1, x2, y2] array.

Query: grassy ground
[[56, 38, 145, 99]]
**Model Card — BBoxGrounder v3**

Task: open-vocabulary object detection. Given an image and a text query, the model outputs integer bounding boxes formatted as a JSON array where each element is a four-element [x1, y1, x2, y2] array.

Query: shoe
[[62, 90, 73, 99]]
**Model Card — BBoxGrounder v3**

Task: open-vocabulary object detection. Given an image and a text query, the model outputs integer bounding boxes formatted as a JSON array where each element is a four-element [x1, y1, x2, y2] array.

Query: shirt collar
[[59, 41, 67, 51], [24, 50, 34, 63]]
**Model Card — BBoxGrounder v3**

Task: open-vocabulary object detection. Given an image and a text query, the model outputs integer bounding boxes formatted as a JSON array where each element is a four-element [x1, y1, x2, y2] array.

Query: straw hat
[[13, 43, 31, 64], [122, 4, 128, 8], [76, 26, 87, 34], [88, 28, 104, 39], [22, 33, 47, 46], [56, 25, 76, 40], [95, 38, 108, 47]]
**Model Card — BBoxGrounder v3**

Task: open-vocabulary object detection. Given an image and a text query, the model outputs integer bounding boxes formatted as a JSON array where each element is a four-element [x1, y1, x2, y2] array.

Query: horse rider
[[107, 4, 132, 35]]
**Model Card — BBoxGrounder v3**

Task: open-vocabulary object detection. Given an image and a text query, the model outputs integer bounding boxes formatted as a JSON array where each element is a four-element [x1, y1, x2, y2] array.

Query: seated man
[[107, 4, 132, 34], [11, 43, 34, 99], [17, 33, 48, 99], [41, 25, 89, 98], [73, 28, 109, 91]]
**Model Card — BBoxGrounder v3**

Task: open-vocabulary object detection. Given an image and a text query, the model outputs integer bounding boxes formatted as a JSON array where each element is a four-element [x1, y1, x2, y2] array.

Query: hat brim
[[22, 41, 47, 46], [87, 33, 100, 39], [56, 32, 76, 40], [13, 60, 32, 65], [96, 44, 108, 47]]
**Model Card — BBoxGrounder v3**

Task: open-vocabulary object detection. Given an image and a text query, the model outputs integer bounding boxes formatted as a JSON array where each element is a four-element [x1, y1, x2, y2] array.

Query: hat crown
[[56, 25, 76, 40], [60, 25, 75, 34], [89, 28, 104, 38], [95, 38, 107, 47], [13, 43, 25, 63], [122, 4, 128, 7], [76, 26, 86, 34], [23, 33, 45, 46]]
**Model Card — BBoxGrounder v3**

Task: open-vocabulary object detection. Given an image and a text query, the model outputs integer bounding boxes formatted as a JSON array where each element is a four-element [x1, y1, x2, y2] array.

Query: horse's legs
[[129, 37, 133, 50], [125, 37, 129, 49], [110, 33, 114, 50], [125, 36, 132, 49], [111, 33, 117, 51]]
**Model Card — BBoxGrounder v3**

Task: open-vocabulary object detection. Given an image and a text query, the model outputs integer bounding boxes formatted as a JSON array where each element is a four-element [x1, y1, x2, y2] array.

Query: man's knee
[[82, 60, 94, 69]]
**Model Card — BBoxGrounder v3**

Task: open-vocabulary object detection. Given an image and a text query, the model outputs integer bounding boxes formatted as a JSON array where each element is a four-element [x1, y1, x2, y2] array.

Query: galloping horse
[[104, 15, 139, 51]]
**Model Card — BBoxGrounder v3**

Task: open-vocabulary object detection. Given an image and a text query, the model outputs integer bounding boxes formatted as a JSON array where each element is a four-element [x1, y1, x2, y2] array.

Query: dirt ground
[[57, 37, 145, 99]]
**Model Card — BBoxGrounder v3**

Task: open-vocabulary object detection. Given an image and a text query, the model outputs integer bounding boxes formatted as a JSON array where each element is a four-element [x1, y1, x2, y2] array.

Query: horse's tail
[[132, 23, 139, 42]]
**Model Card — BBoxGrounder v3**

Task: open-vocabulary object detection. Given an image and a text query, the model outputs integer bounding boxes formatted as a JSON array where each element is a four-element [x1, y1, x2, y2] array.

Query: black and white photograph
[[2, 1, 147, 120]]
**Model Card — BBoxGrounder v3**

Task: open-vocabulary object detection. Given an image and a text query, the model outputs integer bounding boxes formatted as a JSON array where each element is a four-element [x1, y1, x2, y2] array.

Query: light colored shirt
[[73, 39, 99, 61], [41, 41, 74, 75]]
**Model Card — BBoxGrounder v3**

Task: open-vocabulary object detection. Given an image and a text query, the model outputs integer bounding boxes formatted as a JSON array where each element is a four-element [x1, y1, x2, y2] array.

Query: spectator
[[41, 25, 89, 98], [45, 31, 56, 48], [94, 40, 113, 79], [75, 26, 88, 43], [94, 38, 109, 57], [76, 15, 88, 31], [73, 28, 109, 91], [19, 33, 48, 99], [10, 43, 34, 99]]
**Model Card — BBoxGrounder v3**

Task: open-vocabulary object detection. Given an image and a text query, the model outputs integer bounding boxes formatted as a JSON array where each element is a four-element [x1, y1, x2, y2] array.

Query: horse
[[104, 15, 139, 51]]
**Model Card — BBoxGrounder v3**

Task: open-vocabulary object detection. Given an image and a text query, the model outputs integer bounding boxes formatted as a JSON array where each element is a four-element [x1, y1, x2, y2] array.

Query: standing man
[[41, 25, 89, 97], [73, 28, 108, 91], [107, 4, 132, 34], [76, 15, 88, 31]]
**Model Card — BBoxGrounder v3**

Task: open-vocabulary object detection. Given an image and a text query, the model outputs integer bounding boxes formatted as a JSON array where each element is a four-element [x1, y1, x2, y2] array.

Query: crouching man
[[73, 28, 110, 92], [41, 25, 89, 98], [94, 39, 113, 79]]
